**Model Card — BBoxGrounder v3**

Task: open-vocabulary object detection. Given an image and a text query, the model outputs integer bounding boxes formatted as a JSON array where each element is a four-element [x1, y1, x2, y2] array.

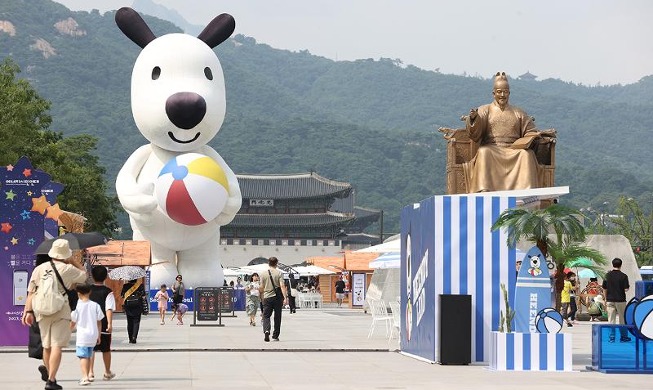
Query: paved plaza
[[1, 306, 651, 389]]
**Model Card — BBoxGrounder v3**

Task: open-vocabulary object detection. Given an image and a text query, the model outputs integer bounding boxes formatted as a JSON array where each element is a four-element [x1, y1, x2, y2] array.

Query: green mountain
[[1, 0, 651, 236]]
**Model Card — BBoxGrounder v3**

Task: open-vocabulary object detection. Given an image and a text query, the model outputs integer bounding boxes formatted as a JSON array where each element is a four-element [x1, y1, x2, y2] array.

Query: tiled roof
[[343, 250, 376, 271], [354, 206, 381, 220], [308, 256, 344, 271], [236, 172, 352, 199], [87, 240, 151, 266], [306, 251, 375, 271], [227, 212, 354, 228]]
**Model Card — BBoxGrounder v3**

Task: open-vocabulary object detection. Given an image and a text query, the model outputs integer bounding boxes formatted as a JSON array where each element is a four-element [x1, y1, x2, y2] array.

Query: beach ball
[[535, 308, 563, 333], [155, 153, 229, 226], [634, 296, 653, 340]]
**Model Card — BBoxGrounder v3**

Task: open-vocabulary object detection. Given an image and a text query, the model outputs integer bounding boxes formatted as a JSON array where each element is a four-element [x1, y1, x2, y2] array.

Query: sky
[[53, 0, 653, 86]]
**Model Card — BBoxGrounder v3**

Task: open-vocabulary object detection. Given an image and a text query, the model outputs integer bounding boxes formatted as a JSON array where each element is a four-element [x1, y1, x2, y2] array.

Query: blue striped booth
[[489, 332, 573, 371]]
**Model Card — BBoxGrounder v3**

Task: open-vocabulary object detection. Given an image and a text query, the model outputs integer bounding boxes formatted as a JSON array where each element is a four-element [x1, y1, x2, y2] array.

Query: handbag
[[141, 295, 150, 315], [28, 322, 43, 360]]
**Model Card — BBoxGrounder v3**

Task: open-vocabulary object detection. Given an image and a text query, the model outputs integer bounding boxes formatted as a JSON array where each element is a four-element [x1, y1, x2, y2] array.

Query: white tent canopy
[[292, 265, 335, 276], [223, 267, 244, 277], [355, 239, 400, 253], [238, 263, 299, 276]]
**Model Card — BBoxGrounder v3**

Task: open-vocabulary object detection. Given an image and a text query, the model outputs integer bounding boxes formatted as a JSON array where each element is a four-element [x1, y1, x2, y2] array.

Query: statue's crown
[[493, 71, 509, 87]]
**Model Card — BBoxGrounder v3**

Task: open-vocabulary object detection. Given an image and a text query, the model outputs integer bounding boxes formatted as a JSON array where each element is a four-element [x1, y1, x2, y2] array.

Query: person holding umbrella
[[120, 278, 146, 344], [22, 239, 87, 390]]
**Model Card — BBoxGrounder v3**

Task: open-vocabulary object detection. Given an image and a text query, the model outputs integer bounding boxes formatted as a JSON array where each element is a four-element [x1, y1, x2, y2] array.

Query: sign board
[[351, 273, 366, 307], [249, 199, 274, 207], [195, 287, 221, 321]]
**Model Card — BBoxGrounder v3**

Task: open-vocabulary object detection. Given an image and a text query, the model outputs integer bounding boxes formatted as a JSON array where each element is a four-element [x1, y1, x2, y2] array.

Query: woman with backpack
[[121, 278, 146, 344], [21, 239, 87, 390]]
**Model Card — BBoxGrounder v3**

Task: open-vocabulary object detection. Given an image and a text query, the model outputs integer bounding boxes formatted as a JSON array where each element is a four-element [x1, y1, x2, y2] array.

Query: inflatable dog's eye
[[204, 67, 213, 80], [152, 66, 161, 80]]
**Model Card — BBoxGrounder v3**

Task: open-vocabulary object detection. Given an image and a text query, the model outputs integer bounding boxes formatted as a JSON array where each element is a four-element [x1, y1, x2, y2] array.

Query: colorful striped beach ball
[[155, 153, 229, 226]]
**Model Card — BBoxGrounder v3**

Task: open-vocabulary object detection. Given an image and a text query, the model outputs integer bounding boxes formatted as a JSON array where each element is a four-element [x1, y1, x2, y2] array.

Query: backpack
[[33, 261, 68, 316]]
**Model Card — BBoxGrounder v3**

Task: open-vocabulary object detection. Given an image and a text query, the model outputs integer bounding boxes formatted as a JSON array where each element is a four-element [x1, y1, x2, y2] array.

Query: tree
[[608, 196, 653, 266], [491, 204, 607, 308], [0, 58, 119, 235]]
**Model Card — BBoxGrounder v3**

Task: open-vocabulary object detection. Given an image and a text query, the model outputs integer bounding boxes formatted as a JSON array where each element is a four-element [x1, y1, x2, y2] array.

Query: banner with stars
[[0, 156, 63, 346]]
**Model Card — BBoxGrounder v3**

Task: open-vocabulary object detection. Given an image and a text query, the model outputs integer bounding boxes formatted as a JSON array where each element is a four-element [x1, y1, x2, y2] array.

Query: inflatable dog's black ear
[[115, 7, 156, 48], [197, 14, 235, 48]]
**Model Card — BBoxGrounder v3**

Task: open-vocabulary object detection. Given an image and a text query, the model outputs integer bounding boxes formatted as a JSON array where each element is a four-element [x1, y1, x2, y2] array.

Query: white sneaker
[[79, 378, 91, 386]]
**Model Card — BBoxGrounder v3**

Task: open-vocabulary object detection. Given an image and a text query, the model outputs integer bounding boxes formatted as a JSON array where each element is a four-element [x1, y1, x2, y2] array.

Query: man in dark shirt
[[602, 258, 631, 342], [334, 276, 346, 307]]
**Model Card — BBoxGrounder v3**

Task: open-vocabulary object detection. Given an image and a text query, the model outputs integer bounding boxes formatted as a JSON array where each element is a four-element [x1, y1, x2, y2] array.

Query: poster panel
[[351, 273, 366, 307], [0, 157, 52, 346]]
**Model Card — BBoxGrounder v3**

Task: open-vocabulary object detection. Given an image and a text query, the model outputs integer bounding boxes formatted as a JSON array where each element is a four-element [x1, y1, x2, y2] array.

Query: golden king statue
[[462, 72, 556, 193]]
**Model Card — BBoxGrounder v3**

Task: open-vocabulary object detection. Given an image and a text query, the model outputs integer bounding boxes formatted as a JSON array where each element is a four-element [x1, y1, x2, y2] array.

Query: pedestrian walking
[[154, 285, 169, 325], [70, 283, 104, 386], [121, 278, 145, 344], [602, 257, 631, 342], [89, 266, 116, 381], [259, 257, 288, 342], [170, 275, 185, 319], [245, 273, 261, 326], [22, 239, 87, 390]]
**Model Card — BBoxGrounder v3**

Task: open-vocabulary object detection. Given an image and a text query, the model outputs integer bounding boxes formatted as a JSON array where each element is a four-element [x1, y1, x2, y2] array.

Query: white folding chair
[[388, 300, 401, 341], [314, 294, 323, 309], [367, 299, 392, 338]]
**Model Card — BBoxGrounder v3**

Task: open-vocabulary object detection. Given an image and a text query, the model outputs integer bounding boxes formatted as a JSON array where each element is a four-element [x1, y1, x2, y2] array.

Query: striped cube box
[[489, 332, 572, 371]]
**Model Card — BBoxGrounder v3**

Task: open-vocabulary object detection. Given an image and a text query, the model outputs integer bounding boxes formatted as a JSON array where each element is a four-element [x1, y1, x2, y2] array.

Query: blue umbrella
[[578, 268, 597, 278], [369, 252, 400, 269]]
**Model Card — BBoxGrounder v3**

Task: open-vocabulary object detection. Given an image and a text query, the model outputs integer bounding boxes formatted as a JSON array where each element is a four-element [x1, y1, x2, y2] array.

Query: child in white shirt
[[71, 283, 104, 386]]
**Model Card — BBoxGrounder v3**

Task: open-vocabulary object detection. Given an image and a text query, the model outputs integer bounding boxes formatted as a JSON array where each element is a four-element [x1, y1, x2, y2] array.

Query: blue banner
[[400, 197, 436, 361]]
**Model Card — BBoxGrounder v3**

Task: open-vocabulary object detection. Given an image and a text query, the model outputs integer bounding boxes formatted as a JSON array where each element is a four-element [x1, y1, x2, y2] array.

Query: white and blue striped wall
[[489, 332, 573, 371], [432, 195, 517, 363]]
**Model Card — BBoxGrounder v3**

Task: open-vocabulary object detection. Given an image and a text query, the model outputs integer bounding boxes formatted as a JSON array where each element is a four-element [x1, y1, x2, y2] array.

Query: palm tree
[[491, 204, 607, 307]]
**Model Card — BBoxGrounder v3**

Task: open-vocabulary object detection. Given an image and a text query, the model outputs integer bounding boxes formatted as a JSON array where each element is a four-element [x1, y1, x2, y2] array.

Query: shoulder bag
[[268, 270, 284, 300]]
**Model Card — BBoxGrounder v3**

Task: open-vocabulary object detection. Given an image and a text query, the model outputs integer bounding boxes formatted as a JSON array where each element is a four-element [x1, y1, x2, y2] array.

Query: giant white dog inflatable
[[115, 7, 242, 288]]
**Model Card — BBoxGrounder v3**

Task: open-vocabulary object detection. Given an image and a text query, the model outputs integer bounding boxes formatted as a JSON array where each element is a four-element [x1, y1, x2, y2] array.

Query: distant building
[[518, 71, 538, 81], [219, 172, 381, 267]]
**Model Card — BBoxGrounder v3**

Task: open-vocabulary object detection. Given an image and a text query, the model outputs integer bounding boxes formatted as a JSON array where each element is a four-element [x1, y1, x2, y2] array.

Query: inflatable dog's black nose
[[165, 92, 207, 129]]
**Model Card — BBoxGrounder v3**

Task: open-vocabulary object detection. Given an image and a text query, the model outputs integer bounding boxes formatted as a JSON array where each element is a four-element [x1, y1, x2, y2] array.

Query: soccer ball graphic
[[155, 153, 229, 226], [535, 308, 563, 334]]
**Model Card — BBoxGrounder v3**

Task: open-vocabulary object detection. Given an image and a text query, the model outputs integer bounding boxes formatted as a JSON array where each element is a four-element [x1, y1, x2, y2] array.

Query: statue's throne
[[439, 119, 556, 195]]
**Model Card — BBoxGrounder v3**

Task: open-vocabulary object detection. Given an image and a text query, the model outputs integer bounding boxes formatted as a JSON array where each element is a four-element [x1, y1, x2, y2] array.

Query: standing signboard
[[351, 273, 366, 307], [0, 157, 62, 346]]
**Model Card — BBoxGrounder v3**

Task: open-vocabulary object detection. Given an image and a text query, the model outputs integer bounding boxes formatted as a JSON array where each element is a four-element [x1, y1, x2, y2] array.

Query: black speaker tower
[[439, 294, 472, 365]]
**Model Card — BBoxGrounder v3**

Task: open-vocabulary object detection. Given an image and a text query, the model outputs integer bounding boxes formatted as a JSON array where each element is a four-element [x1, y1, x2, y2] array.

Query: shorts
[[93, 333, 112, 353], [38, 316, 72, 349], [76, 346, 94, 358], [336, 293, 345, 300]]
